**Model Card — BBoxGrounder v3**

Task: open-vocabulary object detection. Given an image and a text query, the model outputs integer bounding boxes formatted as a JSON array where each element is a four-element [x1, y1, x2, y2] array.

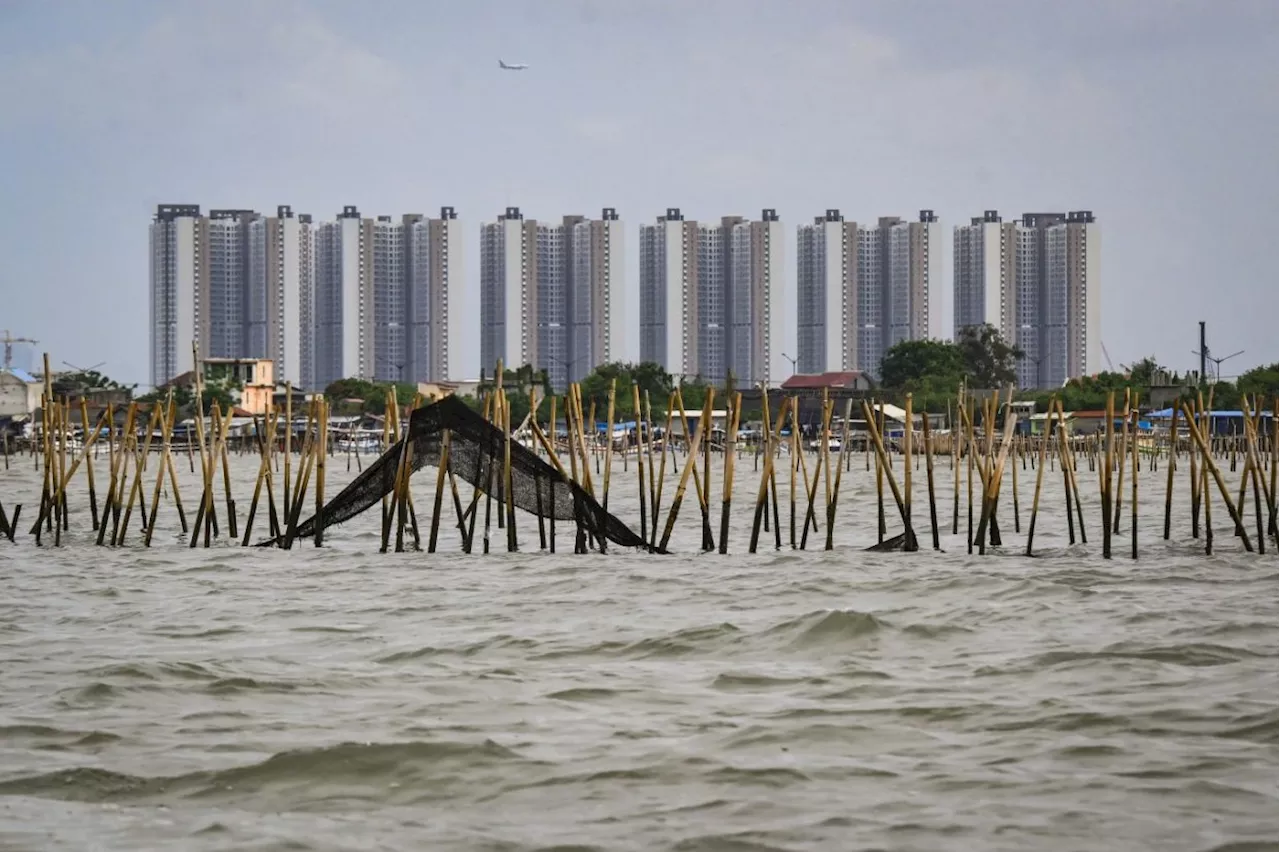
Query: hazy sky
[[1, 0, 1275, 387]]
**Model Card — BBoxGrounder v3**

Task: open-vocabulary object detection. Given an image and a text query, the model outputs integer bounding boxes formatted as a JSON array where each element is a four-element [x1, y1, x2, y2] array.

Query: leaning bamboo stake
[[657, 395, 712, 554], [749, 392, 785, 553], [860, 399, 918, 550], [975, 398, 1018, 556], [645, 390, 662, 543], [118, 403, 162, 545], [1180, 400, 1253, 552], [824, 398, 856, 551], [97, 403, 135, 546], [698, 391, 715, 551], [240, 408, 277, 546], [143, 391, 178, 546], [314, 397, 328, 547], [283, 381, 293, 521], [504, 390, 518, 553], [649, 391, 677, 551], [903, 394, 914, 537], [632, 383, 647, 545], [428, 428, 451, 553], [220, 405, 238, 542], [799, 399, 832, 551], [80, 397, 99, 530], [1269, 397, 1278, 538], [874, 400, 886, 545], [922, 409, 940, 550]]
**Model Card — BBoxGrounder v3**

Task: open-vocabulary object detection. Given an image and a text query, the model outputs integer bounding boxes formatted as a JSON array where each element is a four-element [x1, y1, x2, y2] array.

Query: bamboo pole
[[1025, 401, 1056, 555], [80, 397, 99, 530], [1163, 406, 1179, 539], [749, 392, 785, 553], [975, 397, 1018, 556], [314, 397, 327, 547], [504, 389, 518, 553], [428, 428, 451, 553], [649, 392, 676, 552], [119, 403, 162, 545], [657, 395, 712, 554], [903, 394, 913, 537], [1180, 400, 1252, 552], [799, 399, 832, 551], [633, 383, 647, 545], [922, 408, 940, 550], [240, 408, 276, 546], [144, 391, 178, 546], [603, 380, 617, 517], [824, 398, 855, 551], [716, 392, 742, 554], [283, 381, 293, 521], [860, 399, 918, 551], [788, 397, 800, 549], [1130, 408, 1139, 559]]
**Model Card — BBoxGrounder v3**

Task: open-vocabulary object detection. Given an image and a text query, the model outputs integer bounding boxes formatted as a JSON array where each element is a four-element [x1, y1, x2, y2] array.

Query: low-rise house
[[0, 369, 41, 418]]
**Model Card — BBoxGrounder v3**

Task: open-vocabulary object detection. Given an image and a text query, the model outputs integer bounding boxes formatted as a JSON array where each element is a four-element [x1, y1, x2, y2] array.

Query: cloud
[[0, 2, 406, 132], [568, 116, 633, 144]]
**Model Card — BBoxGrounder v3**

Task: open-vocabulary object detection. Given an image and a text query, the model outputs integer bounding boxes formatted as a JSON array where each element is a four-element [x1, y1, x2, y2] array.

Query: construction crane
[[1, 330, 37, 371], [1100, 339, 1115, 372]]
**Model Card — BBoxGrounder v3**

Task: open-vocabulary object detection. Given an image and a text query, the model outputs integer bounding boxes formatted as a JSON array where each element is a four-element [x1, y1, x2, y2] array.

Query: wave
[[1031, 642, 1271, 669], [760, 609, 888, 649], [0, 739, 533, 805]]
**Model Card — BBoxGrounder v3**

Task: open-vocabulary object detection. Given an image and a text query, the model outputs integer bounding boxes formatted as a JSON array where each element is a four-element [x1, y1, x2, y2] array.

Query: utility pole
[[1199, 321, 1207, 386], [1, 330, 38, 371]]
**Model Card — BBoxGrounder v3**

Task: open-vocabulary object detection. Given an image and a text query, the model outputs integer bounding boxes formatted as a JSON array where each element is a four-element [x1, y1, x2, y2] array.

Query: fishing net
[[258, 395, 650, 551]]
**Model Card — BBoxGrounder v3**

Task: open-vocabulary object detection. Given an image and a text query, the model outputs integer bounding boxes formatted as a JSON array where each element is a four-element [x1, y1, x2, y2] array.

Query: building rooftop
[[1, 368, 38, 384], [780, 371, 870, 390]]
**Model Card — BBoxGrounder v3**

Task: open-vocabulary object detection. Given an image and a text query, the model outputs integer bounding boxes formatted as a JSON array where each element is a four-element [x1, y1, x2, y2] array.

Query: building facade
[[152, 203, 467, 393], [640, 209, 792, 386], [953, 210, 1099, 388], [480, 207, 630, 390], [149, 204, 202, 387], [796, 209, 939, 379]]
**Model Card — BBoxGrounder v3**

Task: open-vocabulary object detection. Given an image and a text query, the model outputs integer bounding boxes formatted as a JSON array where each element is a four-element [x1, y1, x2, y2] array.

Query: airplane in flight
[[498, 59, 528, 71]]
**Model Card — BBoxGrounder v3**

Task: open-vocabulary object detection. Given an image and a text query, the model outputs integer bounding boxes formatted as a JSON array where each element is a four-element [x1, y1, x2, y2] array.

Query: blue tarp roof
[[1147, 408, 1273, 419], [2, 368, 37, 383], [594, 421, 638, 432]]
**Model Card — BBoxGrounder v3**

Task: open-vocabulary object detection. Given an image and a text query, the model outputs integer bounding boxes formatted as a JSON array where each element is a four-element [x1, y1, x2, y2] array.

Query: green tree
[[52, 369, 135, 398], [1236, 363, 1278, 405], [1122, 355, 1165, 387], [956, 324, 1023, 388], [880, 339, 966, 390], [579, 361, 675, 418], [137, 379, 237, 415], [324, 378, 418, 415]]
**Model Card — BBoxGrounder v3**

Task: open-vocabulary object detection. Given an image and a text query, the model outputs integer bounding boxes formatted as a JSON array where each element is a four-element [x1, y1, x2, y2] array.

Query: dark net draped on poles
[[257, 395, 650, 550]]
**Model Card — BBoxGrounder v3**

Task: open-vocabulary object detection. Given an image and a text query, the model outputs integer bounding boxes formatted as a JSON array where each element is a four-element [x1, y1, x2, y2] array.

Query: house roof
[[780, 371, 869, 390], [1, 368, 38, 384]]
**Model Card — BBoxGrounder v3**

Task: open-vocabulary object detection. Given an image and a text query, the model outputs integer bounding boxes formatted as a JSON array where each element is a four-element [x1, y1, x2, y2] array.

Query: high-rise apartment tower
[[479, 207, 630, 389], [953, 210, 1099, 388], [640, 208, 792, 385], [795, 209, 940, 377]]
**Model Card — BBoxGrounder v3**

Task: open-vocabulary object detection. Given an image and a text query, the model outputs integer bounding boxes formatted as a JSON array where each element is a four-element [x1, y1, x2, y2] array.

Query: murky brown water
[[0, 447, 1275, 851]]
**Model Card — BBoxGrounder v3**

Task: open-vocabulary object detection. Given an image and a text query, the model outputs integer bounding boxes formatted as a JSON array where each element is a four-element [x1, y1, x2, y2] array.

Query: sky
[[0, 0, 1276, 387]]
